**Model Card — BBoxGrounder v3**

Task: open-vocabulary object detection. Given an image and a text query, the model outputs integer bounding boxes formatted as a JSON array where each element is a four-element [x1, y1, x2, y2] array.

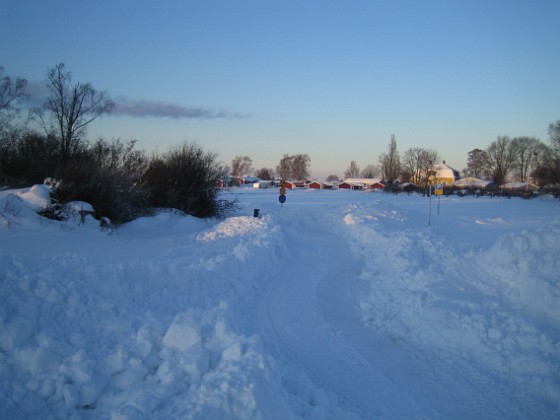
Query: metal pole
[[428, 185, 432, 226]]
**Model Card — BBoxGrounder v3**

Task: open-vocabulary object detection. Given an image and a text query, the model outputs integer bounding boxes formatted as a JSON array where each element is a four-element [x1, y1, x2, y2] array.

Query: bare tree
[[0, 67, 27, 111], [378, 134, 401, 181], [0, 67, 28, 140], [511, 137, 541, 182], [35, 63, 114, 160], [542, 120, 560, 191], [421, 149, 439, 185], [344, 161, 360, 179], [276, 153, 310, 180], [401, 147, 438, 186], [276, 154, 292, 180], [402, 147, 423, 185], [486, 136, 515, 185], [466, 148, 489, 179], [549, 119, 560, 149], [361, 164, 379, 178], [255, 167, 274, 180], [291, 154, 311, 180], [326, 174, 339, 182], [231, 156, 253, 176]]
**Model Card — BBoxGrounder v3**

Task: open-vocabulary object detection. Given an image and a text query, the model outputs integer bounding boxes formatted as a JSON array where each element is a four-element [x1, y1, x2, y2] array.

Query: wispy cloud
[[111, 97, 249, 120], [17, 87, 248, 120]]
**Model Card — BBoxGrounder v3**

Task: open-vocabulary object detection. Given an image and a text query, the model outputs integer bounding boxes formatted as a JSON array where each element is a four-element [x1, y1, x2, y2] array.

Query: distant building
[[309, 181, 334, 190], [431, 161, 460, 185], [342, 178, 384, 190]]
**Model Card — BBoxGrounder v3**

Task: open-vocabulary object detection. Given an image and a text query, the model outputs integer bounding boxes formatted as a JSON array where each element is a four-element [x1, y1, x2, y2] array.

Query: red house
[[309, 181, 322, 189], [283, 181, 296, 190], [338, 182, 364, 190]]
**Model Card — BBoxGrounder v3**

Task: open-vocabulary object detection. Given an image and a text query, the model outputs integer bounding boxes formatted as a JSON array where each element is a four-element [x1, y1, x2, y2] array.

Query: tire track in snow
[[258, 210, 426, 418], [255, 207, 526, 419]]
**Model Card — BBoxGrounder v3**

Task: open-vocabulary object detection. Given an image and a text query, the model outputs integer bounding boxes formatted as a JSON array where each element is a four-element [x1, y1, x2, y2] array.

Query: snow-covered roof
[[344, 178, 382, 186], [453, 177, 492, 188], [432, 162, 459, 180]]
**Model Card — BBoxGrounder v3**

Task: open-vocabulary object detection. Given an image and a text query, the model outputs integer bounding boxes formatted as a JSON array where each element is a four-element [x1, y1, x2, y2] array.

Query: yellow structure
[[431, 161, 459, 186]]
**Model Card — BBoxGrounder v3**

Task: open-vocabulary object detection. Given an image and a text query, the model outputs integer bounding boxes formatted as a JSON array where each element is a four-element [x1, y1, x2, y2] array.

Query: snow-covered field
[[1, 185, 559, 419]]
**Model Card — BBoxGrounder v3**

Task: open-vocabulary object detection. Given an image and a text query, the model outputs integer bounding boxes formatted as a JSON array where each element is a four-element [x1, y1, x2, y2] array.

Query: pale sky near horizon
[[2, 0, 559, 179]]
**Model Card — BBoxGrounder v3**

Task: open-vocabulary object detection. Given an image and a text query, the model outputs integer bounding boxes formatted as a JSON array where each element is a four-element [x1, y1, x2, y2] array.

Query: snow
[[1, 185, 559, 419]]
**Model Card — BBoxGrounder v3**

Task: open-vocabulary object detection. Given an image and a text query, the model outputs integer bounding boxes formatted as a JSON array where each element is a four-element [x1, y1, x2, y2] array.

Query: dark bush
[[141, 142, 235, 218], [50, 141, 150, 225], [1, 130, 235, 222], [0, 131, 58, 187]]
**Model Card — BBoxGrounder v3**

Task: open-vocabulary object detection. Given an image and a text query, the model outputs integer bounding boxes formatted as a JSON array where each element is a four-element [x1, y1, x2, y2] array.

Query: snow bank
[[0, 184, 50, 228], [342, 196, 560, 407], [0, 189, 299, 418]]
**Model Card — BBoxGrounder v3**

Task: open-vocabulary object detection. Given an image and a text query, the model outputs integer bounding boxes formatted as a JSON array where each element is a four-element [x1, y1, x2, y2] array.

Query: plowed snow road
[[252, 203, 534, 419]]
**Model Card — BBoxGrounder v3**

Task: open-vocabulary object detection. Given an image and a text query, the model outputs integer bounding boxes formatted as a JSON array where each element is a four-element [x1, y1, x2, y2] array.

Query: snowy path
[[252, 205, 534, 419]]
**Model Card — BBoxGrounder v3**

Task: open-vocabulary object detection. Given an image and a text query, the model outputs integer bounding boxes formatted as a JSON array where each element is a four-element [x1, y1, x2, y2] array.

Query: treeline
[[0, 64, 233, 224], [230, 125, 560, 194], [229, 154, 311, 182], [463, 132, 560, 188]]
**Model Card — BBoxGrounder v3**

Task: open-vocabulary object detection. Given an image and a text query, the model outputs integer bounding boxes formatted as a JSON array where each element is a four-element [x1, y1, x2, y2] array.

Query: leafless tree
[[0, 67, 27, 111], [486, 136, 516, 185], [549, 119, 560, 149], [344, 161, 360, 179], [231, 156, 253, 176], [361, 164, 380, 178], [276, 153, 310, 180], [276, 155, 291, 180], [466, 148, 489, 179], [291, 154, 310, 180], [378, 134, 401, 181], [255, 167, 275, 180], [402, 147, 423, 185], [34, 63, 114, 160], [402, 147, 438, 186], [540, 119, 560, 191], [0, 67, 28, 140], [511, 137, 541, 182]]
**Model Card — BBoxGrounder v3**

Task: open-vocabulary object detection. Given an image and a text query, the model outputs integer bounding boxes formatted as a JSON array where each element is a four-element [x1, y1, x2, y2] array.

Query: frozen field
[[1, 185, 559, 419]]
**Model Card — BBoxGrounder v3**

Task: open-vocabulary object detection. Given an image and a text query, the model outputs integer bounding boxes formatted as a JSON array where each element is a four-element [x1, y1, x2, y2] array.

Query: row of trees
[[465, 133, 560, 187], [343, 129, 560, 190], [230, 126, 560, 192], [229, 154, 311, 182], [1, 64, 233, 223]]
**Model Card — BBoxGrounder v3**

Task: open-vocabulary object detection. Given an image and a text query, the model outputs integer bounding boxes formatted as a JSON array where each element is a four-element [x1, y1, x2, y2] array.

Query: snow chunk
[[14, 184, 51, 211], [161, 313, 202, 352]]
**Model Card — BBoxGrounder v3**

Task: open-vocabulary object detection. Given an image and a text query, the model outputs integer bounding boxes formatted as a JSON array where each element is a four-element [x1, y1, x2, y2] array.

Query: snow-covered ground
[[1, 184, 559, 419]]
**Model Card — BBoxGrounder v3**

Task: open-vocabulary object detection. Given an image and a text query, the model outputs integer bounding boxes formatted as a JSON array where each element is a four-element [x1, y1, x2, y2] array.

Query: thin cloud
[[111, 97, 249, 120]]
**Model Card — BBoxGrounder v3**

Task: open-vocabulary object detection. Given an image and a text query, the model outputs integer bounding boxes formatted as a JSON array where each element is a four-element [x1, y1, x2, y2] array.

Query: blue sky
[[2, 0, 559, 179]]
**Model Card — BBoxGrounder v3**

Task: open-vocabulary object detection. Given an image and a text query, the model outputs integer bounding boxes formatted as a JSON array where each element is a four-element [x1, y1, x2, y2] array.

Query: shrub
[[51, 140, 150, 225], [141, 142, 235, 218], [0, 131, 59, 187]]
